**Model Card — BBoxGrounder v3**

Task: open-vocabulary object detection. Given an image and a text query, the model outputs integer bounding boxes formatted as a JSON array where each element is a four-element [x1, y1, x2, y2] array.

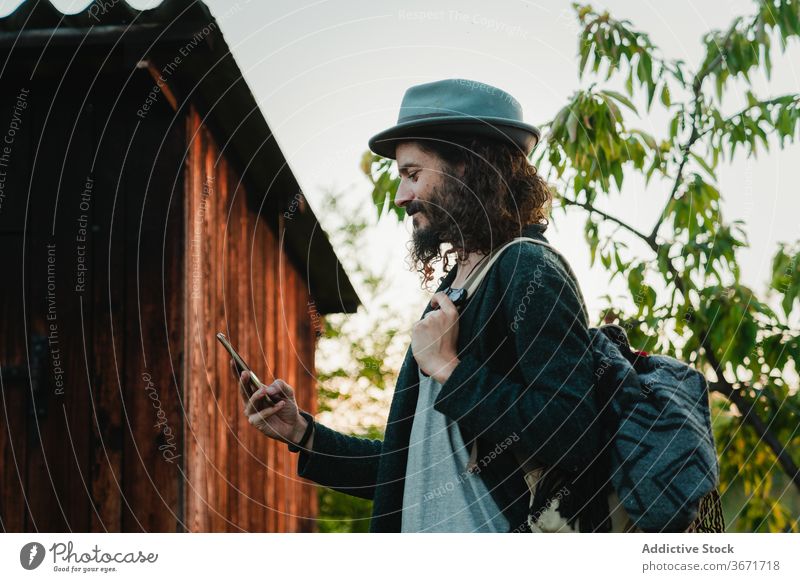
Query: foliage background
[[315, 1, 800, 532]]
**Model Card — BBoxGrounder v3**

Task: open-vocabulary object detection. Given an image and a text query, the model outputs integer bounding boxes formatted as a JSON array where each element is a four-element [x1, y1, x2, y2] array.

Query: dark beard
[[410, 221, 442, 268], [408, 176, 463, 274]]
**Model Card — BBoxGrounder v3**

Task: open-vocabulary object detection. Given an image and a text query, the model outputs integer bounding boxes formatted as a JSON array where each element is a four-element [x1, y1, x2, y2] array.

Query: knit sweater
[[296, 222, 603, 532]]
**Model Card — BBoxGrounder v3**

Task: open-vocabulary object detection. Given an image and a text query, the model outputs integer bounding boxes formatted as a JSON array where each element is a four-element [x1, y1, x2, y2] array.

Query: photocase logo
[[20, 542, 46, 570]]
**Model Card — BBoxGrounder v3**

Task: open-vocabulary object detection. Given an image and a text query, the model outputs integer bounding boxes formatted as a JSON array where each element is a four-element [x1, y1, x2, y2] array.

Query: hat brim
[[368, 116, 541, 160]]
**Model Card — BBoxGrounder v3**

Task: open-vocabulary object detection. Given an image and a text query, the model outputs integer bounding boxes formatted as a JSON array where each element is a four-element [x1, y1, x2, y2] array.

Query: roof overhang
[[0, 0, 361, 315]]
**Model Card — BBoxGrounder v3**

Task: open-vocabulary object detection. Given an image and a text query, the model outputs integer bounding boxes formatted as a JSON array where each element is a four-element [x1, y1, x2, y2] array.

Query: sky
[[4, 0, 799, 323]]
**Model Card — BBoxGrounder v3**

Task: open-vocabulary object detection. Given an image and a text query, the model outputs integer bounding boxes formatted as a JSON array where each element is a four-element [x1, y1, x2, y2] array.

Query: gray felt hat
[[368, 78, 541, 159]]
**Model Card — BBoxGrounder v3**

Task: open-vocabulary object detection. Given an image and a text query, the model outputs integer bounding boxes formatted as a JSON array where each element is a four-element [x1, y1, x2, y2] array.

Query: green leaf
[[585, 220, 600, 266], [632, 128, 658, 150], [567, 111, 580, 142], [690, 151, 717, 179], [360, 150, 373, 176], [669, 110, 682, 140], [601, 89, 638, 114], [579, 39, 591, 78], [611, 161, 624, 190], [660, 84, 671, 107], [601, 250, 612, 269]]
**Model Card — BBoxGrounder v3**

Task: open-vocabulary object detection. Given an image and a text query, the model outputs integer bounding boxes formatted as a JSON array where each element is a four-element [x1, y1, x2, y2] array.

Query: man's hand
[[412, 291, 461, 384], [231, 360, 310, 448]]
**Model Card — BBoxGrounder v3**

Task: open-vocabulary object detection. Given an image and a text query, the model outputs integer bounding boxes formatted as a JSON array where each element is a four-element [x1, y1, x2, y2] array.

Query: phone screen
[[216, 333, 275, 404]]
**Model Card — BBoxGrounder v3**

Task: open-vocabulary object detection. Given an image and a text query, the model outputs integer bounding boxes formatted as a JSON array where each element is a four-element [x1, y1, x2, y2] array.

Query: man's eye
[[409, 172, 419, 182]]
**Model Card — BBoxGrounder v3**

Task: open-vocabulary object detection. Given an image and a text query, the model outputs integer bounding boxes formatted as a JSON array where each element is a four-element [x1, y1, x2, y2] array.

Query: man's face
[[394, 141, 464, 258]]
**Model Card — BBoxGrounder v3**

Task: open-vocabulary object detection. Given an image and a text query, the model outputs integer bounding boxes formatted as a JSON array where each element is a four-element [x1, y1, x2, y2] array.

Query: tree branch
[[558, 195, 653, 244], [696, 93, 800, 141], [559, 6, 800, 499], [693, 19, 742, 84], [648, 81, 704, 245], [710, 379, 800, 493], [648, 19, 751, 245]]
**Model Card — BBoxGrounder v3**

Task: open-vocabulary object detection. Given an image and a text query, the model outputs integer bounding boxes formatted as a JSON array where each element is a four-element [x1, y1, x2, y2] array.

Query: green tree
[[361, 1, 800, 532]]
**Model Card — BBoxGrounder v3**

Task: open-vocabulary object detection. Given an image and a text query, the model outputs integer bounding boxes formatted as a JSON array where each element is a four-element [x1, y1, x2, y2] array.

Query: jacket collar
[[520, 222, 548, 241], [441, 223, 549, 289]]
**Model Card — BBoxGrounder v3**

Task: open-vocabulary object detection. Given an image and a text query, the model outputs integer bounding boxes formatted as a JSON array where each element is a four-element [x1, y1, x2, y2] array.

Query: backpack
[[456, 236, 724, 532]]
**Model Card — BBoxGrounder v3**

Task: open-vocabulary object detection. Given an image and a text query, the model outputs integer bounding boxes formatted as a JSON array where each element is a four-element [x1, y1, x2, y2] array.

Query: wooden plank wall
[[0, 62, 185, 532], [0, 75, 33, 534], [116, 72, 185, 532], [183, 108, 318, 532]]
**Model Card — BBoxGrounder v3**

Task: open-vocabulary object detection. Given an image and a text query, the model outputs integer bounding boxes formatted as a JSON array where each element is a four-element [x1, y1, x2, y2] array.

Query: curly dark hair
[[405, 135, 553, 289]]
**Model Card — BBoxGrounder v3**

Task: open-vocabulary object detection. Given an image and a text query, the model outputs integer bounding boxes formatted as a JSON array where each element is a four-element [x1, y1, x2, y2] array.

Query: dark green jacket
[[296, 223, 603, 532]]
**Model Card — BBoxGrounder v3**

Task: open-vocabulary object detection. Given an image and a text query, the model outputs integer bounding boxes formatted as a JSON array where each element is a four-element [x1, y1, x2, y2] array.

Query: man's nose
[[394, 183, 414, 208]]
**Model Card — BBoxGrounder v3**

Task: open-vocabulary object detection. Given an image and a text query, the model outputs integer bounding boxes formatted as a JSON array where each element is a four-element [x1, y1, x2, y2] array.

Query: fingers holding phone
[[218, 333, 308, 445], [229, 359, 302, 443], [245, 379, 303, 444], [230, 358, 266, 407]]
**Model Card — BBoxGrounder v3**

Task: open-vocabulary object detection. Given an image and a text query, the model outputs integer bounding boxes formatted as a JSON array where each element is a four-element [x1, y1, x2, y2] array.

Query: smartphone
[[216, 332, 276, 405]]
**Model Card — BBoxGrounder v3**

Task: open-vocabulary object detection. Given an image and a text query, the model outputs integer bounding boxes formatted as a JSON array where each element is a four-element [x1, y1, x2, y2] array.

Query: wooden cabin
[[0, 0, 359, 532]]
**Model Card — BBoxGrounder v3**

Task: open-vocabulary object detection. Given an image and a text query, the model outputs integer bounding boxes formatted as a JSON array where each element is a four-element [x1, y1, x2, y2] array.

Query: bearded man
[[235, 79, 603, 533]]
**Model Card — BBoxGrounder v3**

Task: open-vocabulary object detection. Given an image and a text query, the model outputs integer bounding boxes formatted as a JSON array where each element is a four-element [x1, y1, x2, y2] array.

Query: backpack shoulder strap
[[459, 236, 590, 322], [460, 237, 530, 297]]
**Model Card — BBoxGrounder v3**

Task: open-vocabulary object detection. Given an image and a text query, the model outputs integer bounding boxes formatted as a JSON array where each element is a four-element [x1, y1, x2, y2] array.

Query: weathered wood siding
[[183, 108, 318, 533], [0, 66, 319, 532], [0, 67, 185, 532]]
